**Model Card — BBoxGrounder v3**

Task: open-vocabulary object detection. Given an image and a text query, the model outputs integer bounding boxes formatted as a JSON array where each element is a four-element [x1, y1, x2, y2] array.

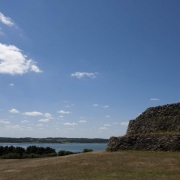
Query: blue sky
[[0, 0, 180, 138]]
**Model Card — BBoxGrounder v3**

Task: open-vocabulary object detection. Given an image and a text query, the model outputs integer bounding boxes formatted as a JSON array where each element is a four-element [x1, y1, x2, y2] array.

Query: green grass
[[0, 150, 180, 180]]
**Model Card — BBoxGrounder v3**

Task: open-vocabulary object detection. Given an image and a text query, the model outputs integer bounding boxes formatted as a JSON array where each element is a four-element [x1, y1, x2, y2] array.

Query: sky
[[0, 0, 180, 138]]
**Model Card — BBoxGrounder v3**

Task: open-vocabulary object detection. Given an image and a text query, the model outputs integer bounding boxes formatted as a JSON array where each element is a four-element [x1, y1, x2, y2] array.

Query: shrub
[[29, 153, 40, 158], [82, 149, 93, 153], [1, 153, 19, 159], [58, 150, 74, 156], [58, 150, 66, 156], [47, 153, 57, 157]]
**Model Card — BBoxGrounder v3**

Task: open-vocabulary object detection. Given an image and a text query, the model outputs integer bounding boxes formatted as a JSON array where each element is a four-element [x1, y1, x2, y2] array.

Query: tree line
[[0, 145, 93, 159], [0, 145, 56, 157]]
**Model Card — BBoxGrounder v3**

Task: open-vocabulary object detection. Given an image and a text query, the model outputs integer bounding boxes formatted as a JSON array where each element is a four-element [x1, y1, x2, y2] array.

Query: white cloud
[[44, 113, 53, 119], [26, 127, 33, 130], [5, 125, 22, 130], [30, 65, 41, 73], [38, 119, 50, 122], [21, 120, 29, 123], [23, 111, 43, 116], [65, 128, 75, 131], [57, 110, 71, 114], [9, 83, 14, 86], [0, 27, 4, 35], [102, 105, 109, 108], [120, 121, 129, 126], [0, 120, 11, 124], [93, 104, 98, 107], [113, 122, 119, 125], [28, 123, 34, 126], [99, 127, 108, 130], [63, 122, 77, 126], [59, 115, 64, 118], [0, 12, 14, 26], [106, 116, 110, 118], [150, 98, 159, 101], [79, 120, 87, 123], [104, 124, 111, 127], [36, 124, 43, 127], [0, 43, 42, 75], [9, 108, 20, 113], [71, 72, 98, 79]]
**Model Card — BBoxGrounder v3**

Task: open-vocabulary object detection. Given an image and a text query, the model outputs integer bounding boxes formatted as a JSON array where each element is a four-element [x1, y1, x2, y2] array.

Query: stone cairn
[[106, 103, 180, 151]]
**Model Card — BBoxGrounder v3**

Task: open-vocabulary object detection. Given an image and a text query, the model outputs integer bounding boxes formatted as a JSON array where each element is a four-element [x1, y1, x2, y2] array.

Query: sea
[[0, 143, 107, 153]]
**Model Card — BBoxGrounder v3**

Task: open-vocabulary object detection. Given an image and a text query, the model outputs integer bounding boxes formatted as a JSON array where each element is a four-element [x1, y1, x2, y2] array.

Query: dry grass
[[0, 150, 180, 180]]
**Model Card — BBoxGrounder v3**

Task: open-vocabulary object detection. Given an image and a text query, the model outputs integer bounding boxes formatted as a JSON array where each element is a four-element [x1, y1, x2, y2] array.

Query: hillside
[[1, 151, 180, 180]]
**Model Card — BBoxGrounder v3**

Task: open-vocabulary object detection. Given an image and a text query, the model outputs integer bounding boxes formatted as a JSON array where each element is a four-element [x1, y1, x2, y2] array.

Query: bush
[[30, 153, 40, 158], [58, 150, 74, 156], [1, 153, 19, 159], [47, 153, 57, 157], [82, 149, 93, 153], [58, 150, 66, 156]]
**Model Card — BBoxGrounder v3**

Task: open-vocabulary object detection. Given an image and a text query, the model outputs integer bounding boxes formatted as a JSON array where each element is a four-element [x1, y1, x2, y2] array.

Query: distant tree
[[26, 146, 38, 154], [0, 146, 3, 156], [8, 146, 16, 153], [82, 149, 93, 153], [58, 150, 74, 156], [45, 147, 56, 154], [15, 147, 25, 153], [58, 150, 66, 156]]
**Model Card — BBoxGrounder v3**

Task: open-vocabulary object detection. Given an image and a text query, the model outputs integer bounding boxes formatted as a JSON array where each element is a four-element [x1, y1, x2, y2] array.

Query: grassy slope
[[0, 151, 180, 180]]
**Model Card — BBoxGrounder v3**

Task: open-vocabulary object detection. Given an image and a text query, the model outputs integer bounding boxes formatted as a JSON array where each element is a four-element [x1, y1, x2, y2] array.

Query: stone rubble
[[106, 103, 180, 151]]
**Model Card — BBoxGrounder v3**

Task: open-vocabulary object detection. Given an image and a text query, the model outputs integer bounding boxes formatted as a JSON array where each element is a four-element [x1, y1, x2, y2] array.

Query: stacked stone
[[107, 103, 180, 151]]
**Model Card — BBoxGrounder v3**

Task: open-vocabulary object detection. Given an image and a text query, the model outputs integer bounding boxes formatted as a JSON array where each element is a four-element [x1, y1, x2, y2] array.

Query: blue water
[[0, 143, 107, 153]]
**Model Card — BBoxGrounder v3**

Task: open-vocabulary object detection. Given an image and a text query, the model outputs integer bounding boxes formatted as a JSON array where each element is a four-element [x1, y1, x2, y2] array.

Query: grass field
[[0, 150, 180, 180]]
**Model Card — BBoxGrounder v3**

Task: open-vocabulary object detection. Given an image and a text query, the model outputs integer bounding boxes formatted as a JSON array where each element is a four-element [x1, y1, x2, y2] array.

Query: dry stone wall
[[107, 103, 180, 151]]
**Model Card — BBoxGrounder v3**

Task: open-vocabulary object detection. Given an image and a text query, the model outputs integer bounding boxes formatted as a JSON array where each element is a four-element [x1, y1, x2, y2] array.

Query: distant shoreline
[[0, 142, 108, 144], [0, 137, 109, 144]]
